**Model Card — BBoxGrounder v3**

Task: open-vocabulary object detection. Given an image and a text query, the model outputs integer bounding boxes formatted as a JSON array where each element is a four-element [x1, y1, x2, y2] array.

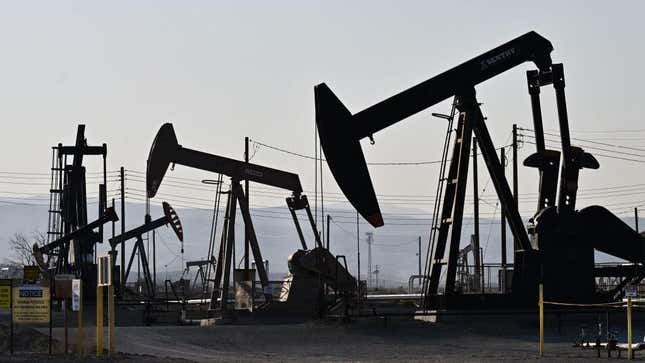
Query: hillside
[[0, 197, 630, 288]]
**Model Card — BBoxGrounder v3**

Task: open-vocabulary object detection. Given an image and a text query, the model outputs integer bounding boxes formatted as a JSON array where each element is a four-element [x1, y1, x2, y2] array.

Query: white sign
[[626, 285, 638, 298], [72, 279, 81, 312], [97, 254, 112, 287]]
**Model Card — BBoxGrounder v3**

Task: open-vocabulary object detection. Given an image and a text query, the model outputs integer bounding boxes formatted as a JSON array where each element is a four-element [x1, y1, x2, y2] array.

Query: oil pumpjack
[[108, 201, 183, 299], [315, 31, 645, 308], [146, 123, 357, 320], [34, 125, 112, 298]]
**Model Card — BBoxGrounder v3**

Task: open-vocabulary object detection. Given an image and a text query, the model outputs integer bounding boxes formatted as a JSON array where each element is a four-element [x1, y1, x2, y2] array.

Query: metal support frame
[[244, 137, 250, 270], [524, 64, 598, 215], [464, 90, 532, 252], [501, 148, 507, 293], [220, 190, 236, 314], [38, 208, 118, 256], [552, 63, 592, 212], [427, 112, 472, 295], [472, 137, 482, 293], [233, 182, 271, 300], [287, 202, 309, 250], [184, 259, 215, 291], [525, 71, 560, 214], [426, 89, 533, 298], [210, 191, 232, 310], [208, 181, 274, 313], [108, 202, 182, 300], [286, 194, 323, 250], [123, 236, 154, 297]]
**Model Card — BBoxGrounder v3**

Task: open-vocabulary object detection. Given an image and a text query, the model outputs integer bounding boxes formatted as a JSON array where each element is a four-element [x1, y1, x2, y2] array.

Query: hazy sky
[[2, 1, 645, 225]]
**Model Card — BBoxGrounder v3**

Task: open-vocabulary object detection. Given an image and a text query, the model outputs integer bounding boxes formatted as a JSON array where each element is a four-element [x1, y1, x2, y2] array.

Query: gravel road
[[35, 314, 643, 362]]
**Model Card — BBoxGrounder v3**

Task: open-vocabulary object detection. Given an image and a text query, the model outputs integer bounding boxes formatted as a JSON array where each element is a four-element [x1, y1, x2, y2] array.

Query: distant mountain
[[0, 197, 632, 288]]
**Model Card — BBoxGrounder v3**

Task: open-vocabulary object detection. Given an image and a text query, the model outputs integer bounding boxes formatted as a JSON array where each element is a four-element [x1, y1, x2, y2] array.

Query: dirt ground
[[0, 323, 191, 362], [11, 314, 644, 362]]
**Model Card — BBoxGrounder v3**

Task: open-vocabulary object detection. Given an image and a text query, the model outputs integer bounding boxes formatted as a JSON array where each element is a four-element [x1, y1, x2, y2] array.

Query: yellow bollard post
[[77, 283, 83, 357], [539, 284, 544, 358], [96, 286, 103, 358], [108, 284, 115, 356], [628, 296, 633, 360]]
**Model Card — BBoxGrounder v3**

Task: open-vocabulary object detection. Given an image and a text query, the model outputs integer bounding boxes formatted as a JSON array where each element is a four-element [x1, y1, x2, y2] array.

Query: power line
[[250, 139, 512, 167], [544, 128, 645, 134], [251, 139, 444, 166], [518, 127, 645, 153], [523, 141, 645, 164]]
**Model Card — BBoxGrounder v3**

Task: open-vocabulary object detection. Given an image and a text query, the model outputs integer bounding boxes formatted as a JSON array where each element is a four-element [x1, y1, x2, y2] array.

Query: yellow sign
[[0, 279, 10, 309], [23, 266, 40, 281], [12, 286, 50, 323]]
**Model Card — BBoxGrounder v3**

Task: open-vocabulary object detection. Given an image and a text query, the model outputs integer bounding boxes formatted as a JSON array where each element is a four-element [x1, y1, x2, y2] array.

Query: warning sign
[[0, 279, 11, 309], [23, 266, 40, 282], [12, 286, 50, 323], [72, 279, 80, 312]]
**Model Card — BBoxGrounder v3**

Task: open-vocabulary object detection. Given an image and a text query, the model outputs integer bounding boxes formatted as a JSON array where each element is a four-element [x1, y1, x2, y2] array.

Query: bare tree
[[8, 231, 46, 266]]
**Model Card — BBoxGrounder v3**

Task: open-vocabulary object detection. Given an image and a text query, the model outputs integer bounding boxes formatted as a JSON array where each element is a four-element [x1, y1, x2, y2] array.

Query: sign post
[[97, 254, 115, 357], [9, 280, 13, 355], [96, 283, 103, 357], [49, 278, 52, 355], [625, 284, 637, 360], [72, 279, 83, 356], [539, 284, 544, 357], [628, 296, 633, 360], [108, 284, 115, 355], [55, 274, 74, 355]]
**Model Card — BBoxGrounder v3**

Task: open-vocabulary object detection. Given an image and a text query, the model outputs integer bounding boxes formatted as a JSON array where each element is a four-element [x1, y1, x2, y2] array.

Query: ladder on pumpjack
[[46, 146, 64, 251], [421, 101, 458, 304]]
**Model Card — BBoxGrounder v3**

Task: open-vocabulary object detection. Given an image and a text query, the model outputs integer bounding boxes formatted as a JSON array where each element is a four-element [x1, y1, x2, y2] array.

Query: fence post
[[108, 284, 115, 356], [96, 286, 103, 357], [539, 284, 544, 357], [628, 296, 633, 360], [77, 282, 83, 357]]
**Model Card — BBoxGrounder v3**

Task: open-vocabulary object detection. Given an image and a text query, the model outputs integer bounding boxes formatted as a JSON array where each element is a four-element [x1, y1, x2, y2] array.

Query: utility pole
[[366, 232, 373, 288], [417, 236, 422, 277], [320, 143, 325, 246], [152, 230, 156, 290], [374, 265, 380, 290], [356, 213, 360, 283], [636, 207, 639, 233], [326, 215, 331, 250], [111, 199, 115, 239], [512, 124, 519, 251], [473, 137, 482, 293], [120, 167, 125, 295], [356, 212, 360, 308], [500, 148, 507, 293], [244, 137, 250, 270], [314, 128, 318, 225]]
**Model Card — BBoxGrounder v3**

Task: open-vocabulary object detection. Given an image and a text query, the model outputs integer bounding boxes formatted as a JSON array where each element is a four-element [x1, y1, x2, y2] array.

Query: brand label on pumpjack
[[481, 48, 516, 70]]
